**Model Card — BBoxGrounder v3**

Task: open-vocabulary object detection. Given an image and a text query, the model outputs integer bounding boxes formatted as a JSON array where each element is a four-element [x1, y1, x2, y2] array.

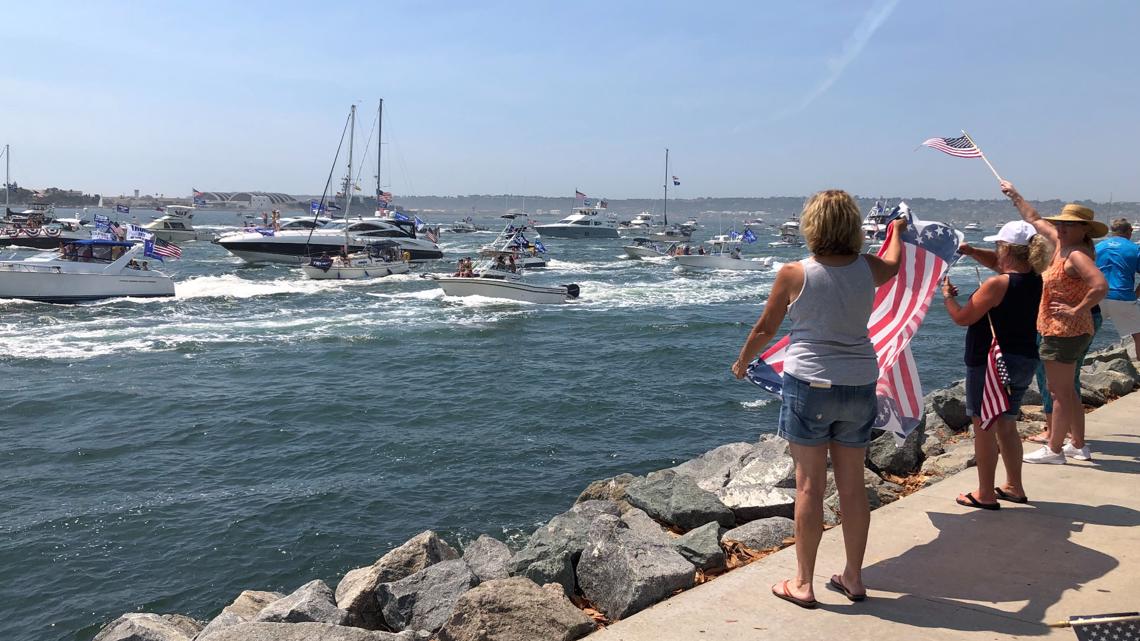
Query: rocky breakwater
[[92, 342, 1139, 641]]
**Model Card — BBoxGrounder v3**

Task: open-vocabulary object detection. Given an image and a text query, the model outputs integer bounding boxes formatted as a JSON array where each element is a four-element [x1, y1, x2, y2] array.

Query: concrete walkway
[[595, 393, 1140, 640]]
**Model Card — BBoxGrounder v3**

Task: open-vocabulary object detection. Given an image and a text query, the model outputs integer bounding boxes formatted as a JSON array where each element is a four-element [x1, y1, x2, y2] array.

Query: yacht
[[1, 215, 90, 249], [862, 201, 890, 244], [301, 239, 410, 280], [534, 205, 619, 239], [680, 217, 700, 234], [768, 217, 804, 248], [479, 214, 548, 268], [619, 212, 655, 236], [674, 235, 773, 271], [435, 254, 579, 304], [144, 205, 200, 243], [214, 215, 442, 264], [0, 239, 175, 303]]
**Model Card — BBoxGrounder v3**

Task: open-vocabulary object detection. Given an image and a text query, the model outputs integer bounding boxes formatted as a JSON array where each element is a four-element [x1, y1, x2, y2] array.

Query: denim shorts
[[777, 374, 877, 448], [965, 353, 1038, 419]]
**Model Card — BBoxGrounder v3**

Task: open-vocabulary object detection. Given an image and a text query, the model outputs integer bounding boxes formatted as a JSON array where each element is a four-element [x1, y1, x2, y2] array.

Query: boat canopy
[[68, 239, 133, 247]]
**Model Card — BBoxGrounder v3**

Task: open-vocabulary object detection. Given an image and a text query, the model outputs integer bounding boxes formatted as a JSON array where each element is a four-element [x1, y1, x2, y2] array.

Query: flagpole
[[960, 130, 1003, 183]]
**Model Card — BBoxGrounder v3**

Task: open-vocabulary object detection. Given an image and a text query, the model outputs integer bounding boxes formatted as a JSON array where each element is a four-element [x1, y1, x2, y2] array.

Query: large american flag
[[922, 135, 983, 159], [978, 337, 1011, 429], [747, 204, 964, 439]]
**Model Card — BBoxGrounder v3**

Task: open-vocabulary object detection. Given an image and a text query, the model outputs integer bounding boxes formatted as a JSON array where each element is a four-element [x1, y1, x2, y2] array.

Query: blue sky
[[3, 1, 1138, 200]]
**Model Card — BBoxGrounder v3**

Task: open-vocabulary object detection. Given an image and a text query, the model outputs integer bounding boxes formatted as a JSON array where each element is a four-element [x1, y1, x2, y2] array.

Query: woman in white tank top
[[732, 190, 905, 608]]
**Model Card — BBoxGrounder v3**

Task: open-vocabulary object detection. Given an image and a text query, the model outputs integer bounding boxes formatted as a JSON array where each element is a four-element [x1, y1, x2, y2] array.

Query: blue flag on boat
[[414, 216, 426, 229], [742, 228, 757, 243], [115, 204, 130, 214], [143, 239, 164, 262], [729, 229, 739, 240], [534, 238, 546, 254], [310, 200, 324, 215], [392, 212, 410, 222]]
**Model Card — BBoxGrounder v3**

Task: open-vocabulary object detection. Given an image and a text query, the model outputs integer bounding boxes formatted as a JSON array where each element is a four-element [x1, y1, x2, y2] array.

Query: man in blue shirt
[[1095, 217, 1140, 356]]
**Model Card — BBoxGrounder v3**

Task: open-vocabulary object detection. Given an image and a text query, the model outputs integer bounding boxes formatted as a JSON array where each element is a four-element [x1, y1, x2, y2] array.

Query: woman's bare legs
[[780, 442, 829, 602], [1044, 360, 1079, 454]]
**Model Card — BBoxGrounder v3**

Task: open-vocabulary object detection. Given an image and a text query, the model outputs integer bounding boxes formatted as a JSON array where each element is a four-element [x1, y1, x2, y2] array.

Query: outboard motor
[[564, 283, 580, 299]]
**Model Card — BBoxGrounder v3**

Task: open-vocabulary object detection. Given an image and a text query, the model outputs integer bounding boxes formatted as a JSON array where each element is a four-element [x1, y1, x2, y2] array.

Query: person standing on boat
[[732, 189, 904, 609]]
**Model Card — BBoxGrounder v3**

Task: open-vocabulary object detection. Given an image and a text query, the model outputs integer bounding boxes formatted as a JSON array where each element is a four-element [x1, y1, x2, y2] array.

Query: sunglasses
[[1053, 221, 1084, 228]]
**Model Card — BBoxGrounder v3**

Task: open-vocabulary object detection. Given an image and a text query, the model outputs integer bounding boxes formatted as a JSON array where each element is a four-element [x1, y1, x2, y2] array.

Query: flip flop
[[771, 580, 818, 609], [1027, 433, 1050, 444], [828, 575, 867, 602], [956, 492, 1000, 510], [995, 487, 1029, 504]]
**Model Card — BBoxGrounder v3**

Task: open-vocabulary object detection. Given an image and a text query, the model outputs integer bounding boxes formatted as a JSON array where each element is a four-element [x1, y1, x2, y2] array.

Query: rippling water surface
[[0, 210, 1115, 641]]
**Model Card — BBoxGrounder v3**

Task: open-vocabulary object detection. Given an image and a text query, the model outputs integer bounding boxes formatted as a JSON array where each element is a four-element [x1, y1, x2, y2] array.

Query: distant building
[[194, 191, 300, 209]]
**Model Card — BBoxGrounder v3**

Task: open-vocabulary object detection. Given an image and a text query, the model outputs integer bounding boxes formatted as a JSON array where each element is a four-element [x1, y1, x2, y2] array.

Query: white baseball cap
[[983, 220, 1037, 246]]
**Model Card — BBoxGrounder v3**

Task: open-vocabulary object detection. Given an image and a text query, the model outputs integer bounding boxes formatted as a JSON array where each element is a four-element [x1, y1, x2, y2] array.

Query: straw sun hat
[[1044, 204, 1108, 238]]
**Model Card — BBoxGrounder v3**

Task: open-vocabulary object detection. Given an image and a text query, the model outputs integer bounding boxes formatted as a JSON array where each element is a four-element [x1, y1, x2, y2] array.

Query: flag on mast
[[672, 176, 681, 186]]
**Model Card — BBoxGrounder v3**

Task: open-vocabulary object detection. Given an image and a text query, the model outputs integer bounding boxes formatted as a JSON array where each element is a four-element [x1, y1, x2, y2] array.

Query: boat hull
[[216, 238, 443, 265], [436, 277, 572, 304], [532, 225, 619, 239], [0, 270, 175, 303], [623, 246, 666, 259], [301, 261, 411, 280], [673, 255, 772, 271]]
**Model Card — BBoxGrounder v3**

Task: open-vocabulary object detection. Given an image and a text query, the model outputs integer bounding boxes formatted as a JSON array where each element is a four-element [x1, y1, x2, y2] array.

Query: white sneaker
[[1063, 442, 1092, 461], [1024, 445, 1066, 465]]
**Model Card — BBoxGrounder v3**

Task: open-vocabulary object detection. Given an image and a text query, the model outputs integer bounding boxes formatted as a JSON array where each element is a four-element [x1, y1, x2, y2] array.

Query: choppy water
[[0, 210, 1116, 641]]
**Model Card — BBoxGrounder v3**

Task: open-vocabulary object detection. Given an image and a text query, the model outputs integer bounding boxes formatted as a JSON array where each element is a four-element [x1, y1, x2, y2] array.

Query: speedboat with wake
[[434, 253, 579, 304], [301, 240, 410, 280], [623, 237, 678, 259], [0, 239, 175, 302], [674, 235, 773, 271], [768, 217, 803, 248]]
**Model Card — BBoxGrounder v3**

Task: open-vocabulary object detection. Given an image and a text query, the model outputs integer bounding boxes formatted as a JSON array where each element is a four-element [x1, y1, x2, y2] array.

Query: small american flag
[[424, 226, 439, 244], [150, 237, 182, 259], [922, 135, 983, 158], [575, 190, 587, 200], [978, 337, 1011, 430]]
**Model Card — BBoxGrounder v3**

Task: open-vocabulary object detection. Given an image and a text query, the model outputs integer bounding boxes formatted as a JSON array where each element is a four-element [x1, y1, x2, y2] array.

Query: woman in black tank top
[[941, 221, 1046, 509]]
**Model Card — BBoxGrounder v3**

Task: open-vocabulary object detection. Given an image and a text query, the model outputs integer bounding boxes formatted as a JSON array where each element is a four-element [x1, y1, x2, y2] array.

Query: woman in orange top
[[1001, 180, 1107, 464]]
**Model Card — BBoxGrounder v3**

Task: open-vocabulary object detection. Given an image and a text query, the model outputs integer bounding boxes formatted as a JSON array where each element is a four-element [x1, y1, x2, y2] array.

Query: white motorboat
[[446, 218, 487, 233], [680, 217, 700, 233], [144, 205, 201, 243], [862, 200, 889, 244], [302, 240, 411, 280], [623, 237, 677, 259], [436, 255, 579, 304], [674, 235, 773, 271], [0, 239, 175, 303], [214, 216, 441, 264], [619, 212, 655, 236], [534, 204, 619, 239], [768, 217, 804, 248], [479, 214, 548, 268], [963, 221, 983, 231]]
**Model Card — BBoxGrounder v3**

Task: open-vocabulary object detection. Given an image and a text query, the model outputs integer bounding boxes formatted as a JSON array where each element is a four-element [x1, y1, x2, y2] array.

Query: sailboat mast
[[3, 144, 9, 212], [344, 105, 355, 250], [376, 99, 383, 209], [663, 148, 669, 228]]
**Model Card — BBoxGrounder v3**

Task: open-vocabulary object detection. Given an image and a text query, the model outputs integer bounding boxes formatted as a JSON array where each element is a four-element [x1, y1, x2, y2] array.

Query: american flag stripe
[[152, 239, 182, 258], [978, 338, 1010, 429], [922, 136, 983, 159]]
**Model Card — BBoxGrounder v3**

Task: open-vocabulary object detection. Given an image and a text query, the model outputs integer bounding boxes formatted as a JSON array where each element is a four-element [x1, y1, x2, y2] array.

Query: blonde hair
[[1002, 235, 1052, 274], [800, 190, 863, 256]]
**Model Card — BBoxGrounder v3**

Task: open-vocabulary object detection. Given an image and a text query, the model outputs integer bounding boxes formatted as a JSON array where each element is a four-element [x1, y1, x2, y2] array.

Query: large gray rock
[[625, 470, 735, 531], [927, 381, 969, 430], [255, 580, 349, 625], [197, 622, 422, 641], [619, 507, 673, 545], [197, 590, 283, 639], [668, 442, 757, 492], [866, 425, 925, 476], [920, 443, 976, 478], [576, 515, 695, 621], [435, 577, 595, 641], [575, 473, 636, 510], [724, 437, 795, 489], [336, 530, 460, 629], [721, 517, 795, 551], [507, 500, 621, 596], [1093, 352, 1140, 383], [93, 613, 203, 641], [673, 521, 725, 571], [376, 559, 479, 632], [1082, 367, 1136, 397], [863, 468, 904, 506], [462, 535, 511, 582], [1079, 383, 1107, 407], [714, 483, 795, 523]]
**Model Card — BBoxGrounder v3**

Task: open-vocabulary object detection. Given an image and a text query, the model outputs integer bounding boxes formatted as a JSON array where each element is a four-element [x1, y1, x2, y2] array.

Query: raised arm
[[732, 262, 803, 379], [959, 244, 1000, 272], [1000, 180, 1058, 247], [865, 217, 907, 286]]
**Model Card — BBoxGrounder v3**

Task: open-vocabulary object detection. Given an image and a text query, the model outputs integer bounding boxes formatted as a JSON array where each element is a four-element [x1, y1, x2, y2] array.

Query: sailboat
[[651, 149, 691, 242], [301, 101, 411, 280], [621, 149, 690, 257]]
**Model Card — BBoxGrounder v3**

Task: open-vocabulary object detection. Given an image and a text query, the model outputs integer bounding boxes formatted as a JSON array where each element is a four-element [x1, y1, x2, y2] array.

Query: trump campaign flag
[[746, 204, 964, 439]]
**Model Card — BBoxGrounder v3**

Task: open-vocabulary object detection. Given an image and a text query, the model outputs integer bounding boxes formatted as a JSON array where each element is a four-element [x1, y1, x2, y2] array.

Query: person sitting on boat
[[81, 245, 94, 262], [698, 245, 706, 255], [494, 254, 507, 271], [402, 250, 412, 263], [508, 253, 517, 273], [141, 261, 150, 271], [730, 247, 741, 259], [127, 259, 140, 270], [454, 257, 467, 277], [463, 257, 475, 277]]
